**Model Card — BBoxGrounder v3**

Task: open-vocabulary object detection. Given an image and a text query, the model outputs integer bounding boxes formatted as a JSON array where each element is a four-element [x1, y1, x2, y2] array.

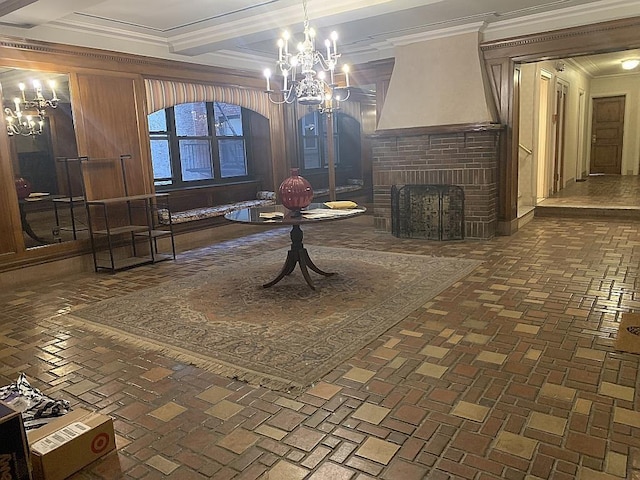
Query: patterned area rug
[[67, 247, 481, 392]]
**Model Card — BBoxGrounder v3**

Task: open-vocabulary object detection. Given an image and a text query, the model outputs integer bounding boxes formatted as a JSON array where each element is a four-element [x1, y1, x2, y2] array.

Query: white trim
[[483, 0, 640, 41], [386, 21, 486, 47]]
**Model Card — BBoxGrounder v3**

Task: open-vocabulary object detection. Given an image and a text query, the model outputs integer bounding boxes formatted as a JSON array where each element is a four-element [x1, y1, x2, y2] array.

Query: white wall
[[377, 32, 496, 130], [589, 74, 640, 175], [517, 64, 536, 215]]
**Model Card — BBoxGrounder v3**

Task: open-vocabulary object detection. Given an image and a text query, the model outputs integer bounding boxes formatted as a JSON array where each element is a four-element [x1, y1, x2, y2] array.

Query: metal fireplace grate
[[391, 184, 464, 240]]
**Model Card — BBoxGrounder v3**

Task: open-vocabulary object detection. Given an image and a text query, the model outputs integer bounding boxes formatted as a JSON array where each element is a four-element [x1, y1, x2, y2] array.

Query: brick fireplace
[[370, 124, 503, 239]]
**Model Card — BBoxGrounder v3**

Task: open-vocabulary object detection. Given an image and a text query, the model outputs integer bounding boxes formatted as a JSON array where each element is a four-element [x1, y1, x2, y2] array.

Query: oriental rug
[[67, 247, 481, 392]]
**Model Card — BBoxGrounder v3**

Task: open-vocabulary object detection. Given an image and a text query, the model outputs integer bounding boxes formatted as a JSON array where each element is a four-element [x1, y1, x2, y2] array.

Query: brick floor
[[2, 187, 640, 478]]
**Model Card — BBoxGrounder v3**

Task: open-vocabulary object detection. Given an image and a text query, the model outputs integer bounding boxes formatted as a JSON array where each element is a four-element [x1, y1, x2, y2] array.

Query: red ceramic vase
[[15, 176, 32, 200], [279, 168, 313, 212]]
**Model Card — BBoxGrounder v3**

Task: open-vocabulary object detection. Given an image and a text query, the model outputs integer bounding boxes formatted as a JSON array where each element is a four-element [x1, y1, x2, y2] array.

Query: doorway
[[590, 95, 625, 174]]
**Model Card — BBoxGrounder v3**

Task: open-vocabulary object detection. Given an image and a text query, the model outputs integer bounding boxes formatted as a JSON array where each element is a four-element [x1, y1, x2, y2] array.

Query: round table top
[[225, 202, 366, 226]]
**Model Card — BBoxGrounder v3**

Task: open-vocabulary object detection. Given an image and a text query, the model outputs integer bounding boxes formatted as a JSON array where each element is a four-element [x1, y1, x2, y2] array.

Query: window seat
[[158, 191, 275, 226], [314, 184, 363, 198], [156, 180, 366, 231], [313, 179, 365, 199]]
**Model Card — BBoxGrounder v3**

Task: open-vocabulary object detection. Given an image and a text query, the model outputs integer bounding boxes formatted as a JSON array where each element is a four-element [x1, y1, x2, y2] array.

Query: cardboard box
[[26, 408, 115, 480], [0, 401, 32, 480]]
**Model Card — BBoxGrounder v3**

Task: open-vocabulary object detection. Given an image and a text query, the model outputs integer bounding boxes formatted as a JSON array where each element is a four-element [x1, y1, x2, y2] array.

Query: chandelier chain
[[302, 0, 309, 27]]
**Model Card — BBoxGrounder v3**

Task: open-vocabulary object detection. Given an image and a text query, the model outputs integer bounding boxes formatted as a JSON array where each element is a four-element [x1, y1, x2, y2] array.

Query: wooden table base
[[263, 224, 334, 290]]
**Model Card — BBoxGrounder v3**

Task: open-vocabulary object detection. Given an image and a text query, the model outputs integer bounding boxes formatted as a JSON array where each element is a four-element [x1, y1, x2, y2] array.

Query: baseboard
[[496, 218, 520, 236], [0, 253, 94, 289]]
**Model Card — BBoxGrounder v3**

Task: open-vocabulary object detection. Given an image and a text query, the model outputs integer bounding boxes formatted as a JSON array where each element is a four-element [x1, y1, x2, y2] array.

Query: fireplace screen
[[391, 184, 464, 240]]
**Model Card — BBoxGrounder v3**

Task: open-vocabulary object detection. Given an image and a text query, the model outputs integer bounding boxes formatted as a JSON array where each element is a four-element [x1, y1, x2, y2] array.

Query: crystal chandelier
[[263, 0, 350, 107], [4, 80, 59, 136]]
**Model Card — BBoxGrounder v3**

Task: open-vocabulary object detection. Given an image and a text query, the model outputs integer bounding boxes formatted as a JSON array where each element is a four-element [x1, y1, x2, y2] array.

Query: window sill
[[156, 179, 258, 193]]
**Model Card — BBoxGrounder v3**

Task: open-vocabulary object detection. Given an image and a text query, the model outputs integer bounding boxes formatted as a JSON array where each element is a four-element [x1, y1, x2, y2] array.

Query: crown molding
[[386, 21, 486, 47], [480, 15, 640, 56], [483, 0, 640, 41]]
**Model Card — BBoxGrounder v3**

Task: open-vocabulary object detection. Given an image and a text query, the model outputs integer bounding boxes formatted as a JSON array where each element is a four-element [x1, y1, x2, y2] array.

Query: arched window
[[148, 102, 250, 188]]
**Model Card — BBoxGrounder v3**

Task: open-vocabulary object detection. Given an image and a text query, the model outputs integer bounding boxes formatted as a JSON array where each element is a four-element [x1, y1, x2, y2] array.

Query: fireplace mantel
[[370, 123, 504, 138]]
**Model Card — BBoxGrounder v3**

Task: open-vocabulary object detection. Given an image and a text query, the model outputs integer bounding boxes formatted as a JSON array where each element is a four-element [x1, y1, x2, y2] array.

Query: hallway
[[536, 174, 640, 218]]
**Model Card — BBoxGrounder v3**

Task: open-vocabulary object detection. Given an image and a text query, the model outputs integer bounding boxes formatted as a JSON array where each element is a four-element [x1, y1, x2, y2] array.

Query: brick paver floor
[[2, 204, 640, 479]]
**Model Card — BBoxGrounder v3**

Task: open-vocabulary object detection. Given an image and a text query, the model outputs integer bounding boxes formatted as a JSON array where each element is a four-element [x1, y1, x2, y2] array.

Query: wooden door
[[590, 96, 625, 174]]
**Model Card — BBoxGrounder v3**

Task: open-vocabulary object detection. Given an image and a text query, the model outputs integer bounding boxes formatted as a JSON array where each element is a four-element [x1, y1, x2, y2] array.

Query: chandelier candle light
[[263, 0, 350, 106], [4, 79, 59, 136]]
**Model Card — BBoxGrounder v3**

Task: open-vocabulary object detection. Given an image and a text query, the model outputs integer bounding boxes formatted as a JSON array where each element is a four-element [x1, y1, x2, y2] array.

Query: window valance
[[144, 79, 272, 119]]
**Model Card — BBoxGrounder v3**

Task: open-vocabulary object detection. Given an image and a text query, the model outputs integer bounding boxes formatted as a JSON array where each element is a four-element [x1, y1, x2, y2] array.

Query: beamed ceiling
[[0, 0, 639, 76]]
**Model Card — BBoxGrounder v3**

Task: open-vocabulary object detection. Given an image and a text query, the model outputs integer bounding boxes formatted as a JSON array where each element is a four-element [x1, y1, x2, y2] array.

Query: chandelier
[[4, 80, 59, 136], [263, 0, 350, 107]]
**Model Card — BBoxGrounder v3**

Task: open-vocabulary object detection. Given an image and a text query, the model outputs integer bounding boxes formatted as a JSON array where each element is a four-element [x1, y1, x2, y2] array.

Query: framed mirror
[[0, 68, 80, 250]]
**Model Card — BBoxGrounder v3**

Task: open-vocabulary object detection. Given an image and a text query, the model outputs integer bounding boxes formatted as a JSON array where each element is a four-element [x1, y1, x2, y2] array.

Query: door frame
[[535, 69, 553, 202], [576, 89, 586, 180], [552, 78, 569, 193], [588, 94, 626, 175], [481, 16, 640, 234]]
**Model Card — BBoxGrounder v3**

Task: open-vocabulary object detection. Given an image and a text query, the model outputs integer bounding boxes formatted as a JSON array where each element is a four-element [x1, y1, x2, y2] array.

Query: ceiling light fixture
[[4, 79, 58, 136], [263, 0, 350, 107], [621, 59, 640, 70]]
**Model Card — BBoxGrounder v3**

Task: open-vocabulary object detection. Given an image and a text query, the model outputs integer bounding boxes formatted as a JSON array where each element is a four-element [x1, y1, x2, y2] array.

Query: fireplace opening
[[391, 184, 464, 240]]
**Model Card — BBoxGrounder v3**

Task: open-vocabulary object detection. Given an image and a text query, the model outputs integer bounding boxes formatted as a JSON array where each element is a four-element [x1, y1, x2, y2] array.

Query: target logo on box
[[91, 432, 111, 454]]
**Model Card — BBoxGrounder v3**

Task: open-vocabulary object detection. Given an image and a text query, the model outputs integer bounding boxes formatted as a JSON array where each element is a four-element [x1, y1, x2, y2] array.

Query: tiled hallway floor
[[2, 211, 640, 479], [538, 174, 640, 209]]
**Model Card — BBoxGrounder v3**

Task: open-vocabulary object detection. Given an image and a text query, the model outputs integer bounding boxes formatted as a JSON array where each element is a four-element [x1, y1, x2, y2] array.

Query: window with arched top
[[148, 101, 250, 188]]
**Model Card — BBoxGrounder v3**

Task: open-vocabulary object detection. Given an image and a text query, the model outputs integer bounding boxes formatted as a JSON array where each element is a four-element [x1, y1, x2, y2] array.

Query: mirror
[[0, 68, 80, 249]]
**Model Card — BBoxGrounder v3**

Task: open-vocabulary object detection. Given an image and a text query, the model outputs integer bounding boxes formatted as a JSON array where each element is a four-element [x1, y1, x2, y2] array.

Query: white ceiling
[[569, 50, 640, 77], [0, 0, 639, 75]]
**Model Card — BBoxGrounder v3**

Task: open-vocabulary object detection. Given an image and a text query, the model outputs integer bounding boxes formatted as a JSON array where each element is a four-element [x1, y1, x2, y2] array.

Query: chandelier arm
[[266, 90, 297, 105], [333, 87, 351, 102]]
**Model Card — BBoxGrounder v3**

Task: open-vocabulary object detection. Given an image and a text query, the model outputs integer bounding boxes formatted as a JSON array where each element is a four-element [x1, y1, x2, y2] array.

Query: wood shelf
[[93, 225, 149, 236]]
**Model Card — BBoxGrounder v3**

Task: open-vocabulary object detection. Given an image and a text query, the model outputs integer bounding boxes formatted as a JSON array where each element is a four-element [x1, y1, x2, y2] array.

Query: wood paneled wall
[[0, 35, 384, 273], [0, 36, 272, 270], [73, 74, 149, 200]]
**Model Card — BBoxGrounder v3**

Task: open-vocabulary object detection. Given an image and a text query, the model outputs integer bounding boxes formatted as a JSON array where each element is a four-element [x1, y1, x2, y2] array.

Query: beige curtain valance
[[144, 79, 272, 119]]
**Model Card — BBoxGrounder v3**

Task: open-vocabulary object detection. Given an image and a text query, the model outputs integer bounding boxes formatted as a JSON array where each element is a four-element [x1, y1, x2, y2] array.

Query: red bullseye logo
[[91, 433, 110, 454]]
